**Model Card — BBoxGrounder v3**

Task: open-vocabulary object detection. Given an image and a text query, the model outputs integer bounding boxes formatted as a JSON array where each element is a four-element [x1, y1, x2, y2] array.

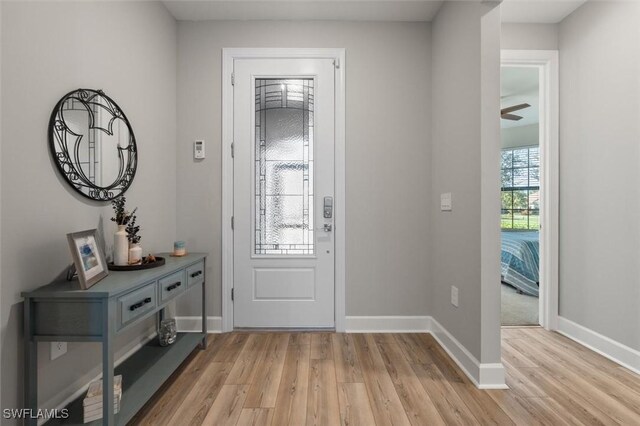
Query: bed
[[501, 230, 540, 297]]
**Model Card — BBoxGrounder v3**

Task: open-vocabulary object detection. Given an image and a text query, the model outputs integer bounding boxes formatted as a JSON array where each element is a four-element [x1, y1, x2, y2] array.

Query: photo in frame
[[67, 229, 109, 289]]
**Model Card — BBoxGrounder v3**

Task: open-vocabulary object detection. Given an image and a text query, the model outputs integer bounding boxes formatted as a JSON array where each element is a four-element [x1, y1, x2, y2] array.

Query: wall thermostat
[[194, 140, 205, 159], [440, 192, 452, 211]]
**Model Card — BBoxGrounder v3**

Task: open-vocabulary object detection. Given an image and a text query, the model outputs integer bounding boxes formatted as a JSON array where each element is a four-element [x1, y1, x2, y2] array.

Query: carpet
[[501, 283, 539, 326]]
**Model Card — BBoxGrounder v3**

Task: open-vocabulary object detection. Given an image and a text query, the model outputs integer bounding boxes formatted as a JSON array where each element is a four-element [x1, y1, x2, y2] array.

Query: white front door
[[233, 58, 335, 328]]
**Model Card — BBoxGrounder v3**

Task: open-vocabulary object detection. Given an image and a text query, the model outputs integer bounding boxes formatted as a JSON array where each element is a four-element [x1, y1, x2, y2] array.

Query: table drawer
[[159, 270, 186, 303], [119, 282, 157, 327], [186, 261, 205, 287]]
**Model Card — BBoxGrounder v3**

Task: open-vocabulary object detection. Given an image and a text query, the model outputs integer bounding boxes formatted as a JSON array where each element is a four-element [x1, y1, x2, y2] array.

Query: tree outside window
[[501, 147, 540, 230]]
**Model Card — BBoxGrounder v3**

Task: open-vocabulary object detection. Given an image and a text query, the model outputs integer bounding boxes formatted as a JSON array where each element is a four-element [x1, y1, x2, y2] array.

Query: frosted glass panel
[[255, 79, 314, 255], [265, 162, 304, 195], [265, 196, 304, 244], [266, 109, 304, 160]]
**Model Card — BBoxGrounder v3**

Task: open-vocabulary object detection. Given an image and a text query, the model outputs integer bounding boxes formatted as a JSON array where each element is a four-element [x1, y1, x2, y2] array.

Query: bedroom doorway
[[500, 66, 540, 326], [500, 50, 559, 330]]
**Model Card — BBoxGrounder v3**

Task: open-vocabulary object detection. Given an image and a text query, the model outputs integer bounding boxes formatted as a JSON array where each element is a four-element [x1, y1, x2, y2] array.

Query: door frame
[[501, 49, 559, 330], [221, 48, 346, 332]]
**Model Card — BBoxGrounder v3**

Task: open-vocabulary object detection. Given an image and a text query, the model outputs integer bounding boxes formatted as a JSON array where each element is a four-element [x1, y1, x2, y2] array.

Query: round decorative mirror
[[49, 89, 137, 201]]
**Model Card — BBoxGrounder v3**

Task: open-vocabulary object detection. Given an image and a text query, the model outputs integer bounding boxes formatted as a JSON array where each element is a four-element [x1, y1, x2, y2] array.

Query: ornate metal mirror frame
[[49, 89, 137, 201]]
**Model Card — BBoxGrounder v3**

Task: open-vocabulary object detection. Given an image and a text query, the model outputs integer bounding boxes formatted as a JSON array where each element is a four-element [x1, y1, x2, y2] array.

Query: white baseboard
[[38, 330, 157, 426], [478, 363, 508, 389], [345, 316, 431, 333], [344, 315, 506, 389], [176, 316, 223, 333], [429, 317, 507, 389], [557, 316, 640, 375]]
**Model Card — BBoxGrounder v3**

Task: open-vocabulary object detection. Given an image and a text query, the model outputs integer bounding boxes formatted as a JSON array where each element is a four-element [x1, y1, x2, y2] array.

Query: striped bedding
[[501, 231, 540, 297]]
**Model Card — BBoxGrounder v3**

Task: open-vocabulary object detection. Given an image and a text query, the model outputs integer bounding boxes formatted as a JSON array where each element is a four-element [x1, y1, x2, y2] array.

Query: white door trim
[[221, 48, 346, 332], [501, 49, 559, 330]]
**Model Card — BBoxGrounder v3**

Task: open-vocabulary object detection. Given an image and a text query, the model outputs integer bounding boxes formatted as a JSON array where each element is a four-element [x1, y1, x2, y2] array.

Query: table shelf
[[48, 333, 204, 425]]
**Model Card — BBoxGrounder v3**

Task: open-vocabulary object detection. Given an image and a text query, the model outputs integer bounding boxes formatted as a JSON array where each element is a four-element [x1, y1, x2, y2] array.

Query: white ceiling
[[500, 0, 586, 24], [163, 0, 585, 22], [163, 0, 444, 22], [501, 66, 539, 129]]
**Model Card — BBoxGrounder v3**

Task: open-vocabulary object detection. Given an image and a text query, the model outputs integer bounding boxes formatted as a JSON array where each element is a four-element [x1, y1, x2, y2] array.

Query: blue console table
[[22, 253, 207, 425]]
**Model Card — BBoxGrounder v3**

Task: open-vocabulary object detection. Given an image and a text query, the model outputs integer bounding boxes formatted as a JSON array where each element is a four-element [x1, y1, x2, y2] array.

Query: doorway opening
[[500, 50, 559, 330], [500, 66, 541, 326]]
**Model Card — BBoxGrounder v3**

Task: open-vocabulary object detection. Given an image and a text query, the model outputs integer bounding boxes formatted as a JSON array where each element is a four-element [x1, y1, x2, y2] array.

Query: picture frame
[[67, 229, 109, 289]]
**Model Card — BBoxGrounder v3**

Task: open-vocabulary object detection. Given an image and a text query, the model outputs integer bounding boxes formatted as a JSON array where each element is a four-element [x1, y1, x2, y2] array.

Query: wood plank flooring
[[131, 328, 640, 425]]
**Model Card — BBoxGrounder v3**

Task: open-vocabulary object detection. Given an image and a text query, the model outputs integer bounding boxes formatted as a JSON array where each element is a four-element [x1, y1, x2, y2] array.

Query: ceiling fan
[[501, 103, 530, 121]]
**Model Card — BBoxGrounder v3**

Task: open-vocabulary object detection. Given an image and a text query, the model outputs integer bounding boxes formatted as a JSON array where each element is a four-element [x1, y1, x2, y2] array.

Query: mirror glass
[[50, 89, 137, 201]]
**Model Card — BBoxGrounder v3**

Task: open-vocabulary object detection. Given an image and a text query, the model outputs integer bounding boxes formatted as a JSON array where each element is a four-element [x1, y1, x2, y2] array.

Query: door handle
[[323, 224, 332, 232]]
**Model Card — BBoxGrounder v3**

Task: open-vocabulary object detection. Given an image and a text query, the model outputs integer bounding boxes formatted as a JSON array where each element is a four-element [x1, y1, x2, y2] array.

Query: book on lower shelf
[[83, 402, 121, 423], [83, 375, 123, 423]]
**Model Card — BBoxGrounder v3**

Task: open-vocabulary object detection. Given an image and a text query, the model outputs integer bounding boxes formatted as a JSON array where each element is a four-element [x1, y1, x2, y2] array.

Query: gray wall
[[430, 1, 502, 363], [174, 21, 432, 318], [0, 1, 177, 414], [0, 1, 3, 409], [558, 1, 640, 350], [501, 23, 559, 50]]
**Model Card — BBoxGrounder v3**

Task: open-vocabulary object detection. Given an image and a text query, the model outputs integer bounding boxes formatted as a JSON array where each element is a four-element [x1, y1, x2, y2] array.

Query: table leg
[[158, 307, 164, 329], [23, 297, 38, 426], [201, 270, 207, 349], [102, 300, 115, 425]]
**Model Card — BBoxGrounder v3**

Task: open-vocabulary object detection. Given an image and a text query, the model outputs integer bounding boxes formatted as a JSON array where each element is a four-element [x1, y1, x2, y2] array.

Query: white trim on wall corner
[[345, 316, 507, 389], [176, 316, 223, 333], [430, 317, 507, 389], [557, 316, 640, 375], [478, 363, 509, 389]]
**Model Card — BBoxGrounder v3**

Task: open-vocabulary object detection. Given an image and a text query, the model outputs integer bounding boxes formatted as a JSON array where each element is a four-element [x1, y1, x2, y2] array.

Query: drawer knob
[[167, 281, 182, 292], [190, 271, 203, 278], [129, 297, 152, 311]]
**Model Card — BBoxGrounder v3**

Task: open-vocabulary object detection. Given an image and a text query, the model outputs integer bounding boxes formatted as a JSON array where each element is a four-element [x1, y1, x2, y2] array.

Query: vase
[[129, 244, 142, 265], [113, 225, 129, 266], [158, 318, 177, 346]]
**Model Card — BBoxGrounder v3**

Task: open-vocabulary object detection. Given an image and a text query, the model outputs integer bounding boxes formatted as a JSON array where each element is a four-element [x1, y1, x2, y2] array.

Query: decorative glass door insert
[[254, 79, 314, 255]]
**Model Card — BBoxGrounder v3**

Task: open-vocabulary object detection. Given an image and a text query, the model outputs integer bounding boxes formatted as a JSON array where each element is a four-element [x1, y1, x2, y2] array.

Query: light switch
[[441, 192, 452, 211]]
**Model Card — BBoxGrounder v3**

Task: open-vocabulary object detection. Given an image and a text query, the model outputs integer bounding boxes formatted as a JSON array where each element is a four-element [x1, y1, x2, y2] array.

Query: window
[[501, 147, 539, 230], [254, 79, 314, 254]]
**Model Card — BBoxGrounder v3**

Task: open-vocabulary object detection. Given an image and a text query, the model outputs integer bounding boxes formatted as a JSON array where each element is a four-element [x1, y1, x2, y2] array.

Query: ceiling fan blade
[[501, 103, 531, 115], [501, 113, 523, 121]]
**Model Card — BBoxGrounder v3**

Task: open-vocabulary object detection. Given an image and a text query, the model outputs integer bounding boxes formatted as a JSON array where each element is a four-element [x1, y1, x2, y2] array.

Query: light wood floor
[[131, 328, 640, 425]]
